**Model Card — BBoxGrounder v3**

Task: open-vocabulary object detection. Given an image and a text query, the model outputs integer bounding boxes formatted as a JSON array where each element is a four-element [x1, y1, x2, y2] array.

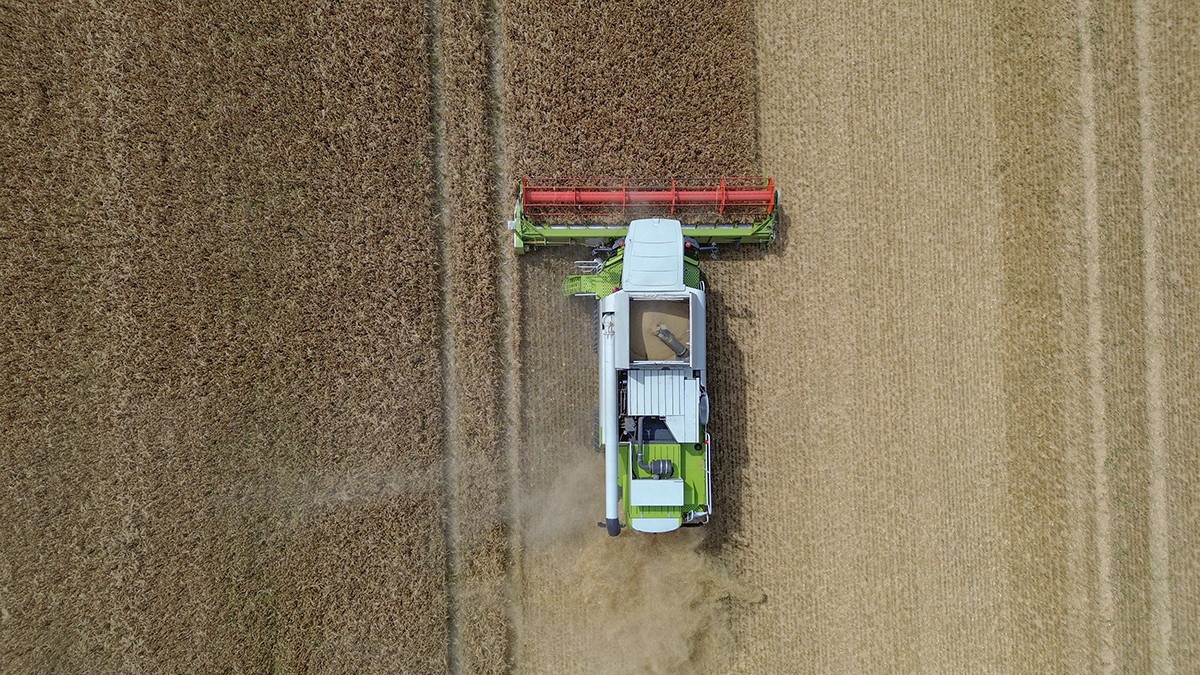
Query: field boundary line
[[428, 0, 462, 669], [1077, 0, 1117, 670], [1134, 1, 1173, 672], [490, 0, 523, 667]]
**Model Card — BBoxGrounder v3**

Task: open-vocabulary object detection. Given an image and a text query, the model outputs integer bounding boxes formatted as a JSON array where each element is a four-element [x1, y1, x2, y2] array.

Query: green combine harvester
[[509, 177, 778, 536]]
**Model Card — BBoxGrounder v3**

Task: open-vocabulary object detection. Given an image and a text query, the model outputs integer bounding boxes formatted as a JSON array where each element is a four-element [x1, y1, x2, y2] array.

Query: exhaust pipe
[[601, 312, 620, 536]]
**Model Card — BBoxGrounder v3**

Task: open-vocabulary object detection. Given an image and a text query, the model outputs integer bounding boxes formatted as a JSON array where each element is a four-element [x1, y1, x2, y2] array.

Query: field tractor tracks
[[1133, 0, 1173, 669], [431, 0, 512, 672]]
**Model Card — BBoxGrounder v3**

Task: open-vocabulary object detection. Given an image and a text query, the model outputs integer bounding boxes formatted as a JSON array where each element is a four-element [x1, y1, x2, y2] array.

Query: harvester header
[[509, 177, 777, 254]]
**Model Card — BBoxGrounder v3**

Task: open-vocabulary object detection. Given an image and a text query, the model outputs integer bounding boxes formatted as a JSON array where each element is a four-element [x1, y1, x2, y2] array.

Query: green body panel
[[617, 438, 708, 523], [563, 250, 702, 298], [512, 202, 776, 254], [563, 259, 623, 298], [683, 260, 702, 290]]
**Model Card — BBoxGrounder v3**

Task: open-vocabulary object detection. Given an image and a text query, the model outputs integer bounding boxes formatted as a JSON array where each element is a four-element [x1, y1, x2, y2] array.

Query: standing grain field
[[1, 2, 448, 672]]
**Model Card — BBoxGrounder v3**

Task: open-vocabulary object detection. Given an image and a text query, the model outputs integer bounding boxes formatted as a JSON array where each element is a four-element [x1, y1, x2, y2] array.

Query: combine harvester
[[509, 178, 778, 536]]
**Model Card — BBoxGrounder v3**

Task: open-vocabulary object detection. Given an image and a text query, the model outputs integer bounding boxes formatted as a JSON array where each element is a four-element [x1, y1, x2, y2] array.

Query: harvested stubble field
[[3, 1, 1199, 674]]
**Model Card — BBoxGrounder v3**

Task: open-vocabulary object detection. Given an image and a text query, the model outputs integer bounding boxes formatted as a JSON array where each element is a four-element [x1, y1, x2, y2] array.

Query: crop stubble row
[[1138, 1, 1200, 669], [738, 0, 1200, 671], [1, 2, 449, 672]]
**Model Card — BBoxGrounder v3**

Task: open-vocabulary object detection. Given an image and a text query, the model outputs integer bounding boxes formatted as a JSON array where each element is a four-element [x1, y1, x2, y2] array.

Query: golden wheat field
[[2, 0, 1198, 673]]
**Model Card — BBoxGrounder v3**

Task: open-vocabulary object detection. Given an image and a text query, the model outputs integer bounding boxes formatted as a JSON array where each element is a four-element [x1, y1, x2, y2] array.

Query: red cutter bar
[[520, 177, 776, 220]]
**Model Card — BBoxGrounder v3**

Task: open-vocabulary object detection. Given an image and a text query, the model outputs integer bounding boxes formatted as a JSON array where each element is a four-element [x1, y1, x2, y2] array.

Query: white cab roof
[[621, 218, 685, 292]]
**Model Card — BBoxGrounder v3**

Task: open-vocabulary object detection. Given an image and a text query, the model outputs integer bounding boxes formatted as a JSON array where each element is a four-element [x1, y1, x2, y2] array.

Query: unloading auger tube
[[601, 311, 620, 537], [507, 177, 778, 254]]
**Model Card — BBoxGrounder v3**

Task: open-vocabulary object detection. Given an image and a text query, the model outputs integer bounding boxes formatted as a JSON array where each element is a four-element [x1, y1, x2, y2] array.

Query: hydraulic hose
[[636, 415, 673, 479], [636, 416, 649, 475]]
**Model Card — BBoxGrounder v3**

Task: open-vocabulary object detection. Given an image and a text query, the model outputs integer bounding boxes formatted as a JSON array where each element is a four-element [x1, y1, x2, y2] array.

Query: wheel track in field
[[1133, 0, 1172, 669], [492, 0, 525, 667], [432, 0, 512, 672], [1076, 0, 1118, 668], [1078, 0, 1177, 670], [1078, 2, 1179, 670], [428, 0, 459, 669]]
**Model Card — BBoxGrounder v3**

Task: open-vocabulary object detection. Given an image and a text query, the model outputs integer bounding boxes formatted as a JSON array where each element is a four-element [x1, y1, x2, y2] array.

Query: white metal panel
[[688, 287, 706, 371], [628, 370, 700, 443], [630, 517, 681, 533], [627, 369, 685, 416], [663, 378, 700, 443], [601, 291, 630, 369], [629, 478, 685, 506]]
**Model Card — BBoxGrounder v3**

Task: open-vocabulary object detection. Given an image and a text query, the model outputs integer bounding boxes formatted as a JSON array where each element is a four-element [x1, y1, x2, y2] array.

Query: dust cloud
[[517, 452, 763, 674]]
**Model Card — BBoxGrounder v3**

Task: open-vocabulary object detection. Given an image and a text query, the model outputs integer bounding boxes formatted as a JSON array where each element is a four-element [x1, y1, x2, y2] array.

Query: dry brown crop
[[502, 0, 760, 184], [1, 1, 448, 672]]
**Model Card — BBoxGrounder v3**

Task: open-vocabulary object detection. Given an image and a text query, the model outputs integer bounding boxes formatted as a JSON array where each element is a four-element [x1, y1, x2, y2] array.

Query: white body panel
[[629, 479, 686, 507], [688, 287, 706, 370], [626, 369, 701, 444], [630, 517, 681, 534]]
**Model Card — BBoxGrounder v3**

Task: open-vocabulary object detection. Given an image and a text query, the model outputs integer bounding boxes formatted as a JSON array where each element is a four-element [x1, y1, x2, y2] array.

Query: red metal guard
[[520, 177, 776, 220]]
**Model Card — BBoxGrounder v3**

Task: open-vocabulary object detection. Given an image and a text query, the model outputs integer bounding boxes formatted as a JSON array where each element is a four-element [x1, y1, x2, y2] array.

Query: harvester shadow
[[699, 284, 747, 556], [695, 202, 788, 553], [773, 201, 791, 253]]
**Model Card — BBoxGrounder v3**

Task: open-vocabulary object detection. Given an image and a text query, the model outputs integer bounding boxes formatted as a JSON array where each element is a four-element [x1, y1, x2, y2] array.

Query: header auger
[[508, 177, 778, 254]]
